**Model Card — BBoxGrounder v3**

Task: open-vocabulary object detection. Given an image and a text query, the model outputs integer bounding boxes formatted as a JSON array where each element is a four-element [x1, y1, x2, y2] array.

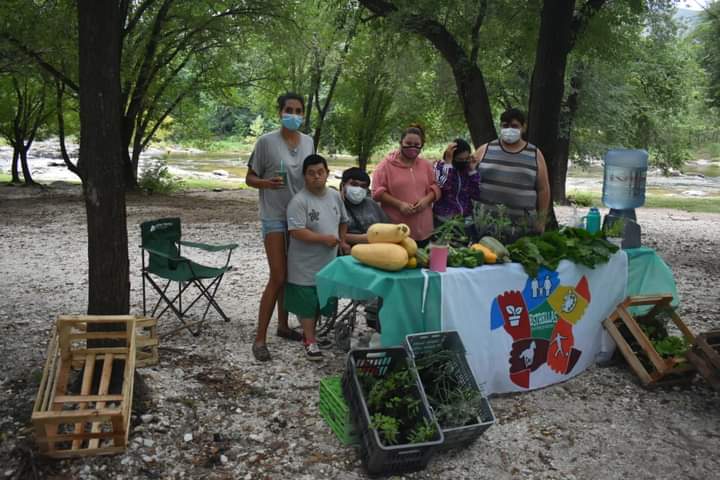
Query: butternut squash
[[351, 243, 409, 271], [470, 243, 497, 264], [400, 236, 418, 257], [367, 223, 410, 243]]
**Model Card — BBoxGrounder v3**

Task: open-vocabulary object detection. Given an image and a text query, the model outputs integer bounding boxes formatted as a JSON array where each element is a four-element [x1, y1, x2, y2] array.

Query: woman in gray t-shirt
[[245, 93, 315, 362]]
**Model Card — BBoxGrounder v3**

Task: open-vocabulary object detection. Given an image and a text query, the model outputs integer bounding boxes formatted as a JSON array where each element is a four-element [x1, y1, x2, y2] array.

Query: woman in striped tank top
[[472, 108, 551, 243]]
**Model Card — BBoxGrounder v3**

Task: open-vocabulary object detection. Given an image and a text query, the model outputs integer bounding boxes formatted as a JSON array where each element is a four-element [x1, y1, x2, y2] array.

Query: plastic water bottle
[[278, 159, 287, 186], [602, 149, 648, 209]]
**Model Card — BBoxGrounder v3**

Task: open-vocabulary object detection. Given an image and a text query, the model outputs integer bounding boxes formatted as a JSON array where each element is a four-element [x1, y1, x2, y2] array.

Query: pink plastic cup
[[429, 245, 449, 272]]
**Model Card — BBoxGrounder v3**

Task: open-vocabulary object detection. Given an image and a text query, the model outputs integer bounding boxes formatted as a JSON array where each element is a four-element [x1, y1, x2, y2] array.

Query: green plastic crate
[[319, 376, 358, 446]]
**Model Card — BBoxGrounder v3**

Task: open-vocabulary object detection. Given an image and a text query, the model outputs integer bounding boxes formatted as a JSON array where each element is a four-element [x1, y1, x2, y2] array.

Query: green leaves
[[507, 227, 619, 277]]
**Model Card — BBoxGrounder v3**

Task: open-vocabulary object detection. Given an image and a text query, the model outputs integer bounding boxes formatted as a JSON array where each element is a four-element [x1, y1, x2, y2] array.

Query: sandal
[[252, 343, 272, 362], [276, 328, 303, 342]]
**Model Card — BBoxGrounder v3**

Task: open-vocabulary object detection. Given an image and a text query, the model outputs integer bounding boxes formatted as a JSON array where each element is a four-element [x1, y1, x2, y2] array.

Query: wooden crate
[[686, 330, 720, 391], [135, 316, 159, 368], [603, 295, 696, 388], [32, 316, 137, 458]]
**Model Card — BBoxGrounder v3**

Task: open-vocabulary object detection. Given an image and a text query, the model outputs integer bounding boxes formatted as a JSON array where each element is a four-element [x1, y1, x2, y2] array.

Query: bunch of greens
[[414, 350, 485, 429], [652, 336, 690, 358], [358, 361, 438, 446], [507, 227, 619, 277], [447, 247, 485, 268], [432, 216, 469, 247]]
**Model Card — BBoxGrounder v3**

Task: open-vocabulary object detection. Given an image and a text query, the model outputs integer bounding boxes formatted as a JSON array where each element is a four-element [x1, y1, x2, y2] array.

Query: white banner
[[441, 252, 627, 395]]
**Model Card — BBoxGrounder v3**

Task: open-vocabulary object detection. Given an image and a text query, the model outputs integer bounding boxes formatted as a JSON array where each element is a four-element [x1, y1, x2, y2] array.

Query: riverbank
[[0, 187, 718, 479]]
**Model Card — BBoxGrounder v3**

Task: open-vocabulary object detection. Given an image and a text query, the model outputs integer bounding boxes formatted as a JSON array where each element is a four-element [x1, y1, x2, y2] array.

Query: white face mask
[[500, 127, 522, 144], [345, 185, 367, 205]]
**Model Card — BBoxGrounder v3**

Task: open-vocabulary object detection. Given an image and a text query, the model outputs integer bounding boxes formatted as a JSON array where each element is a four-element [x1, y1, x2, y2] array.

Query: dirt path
[[1, 184, 719, 480]]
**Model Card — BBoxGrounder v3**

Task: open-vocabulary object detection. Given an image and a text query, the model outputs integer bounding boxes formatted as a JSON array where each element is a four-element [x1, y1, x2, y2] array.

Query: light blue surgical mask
[[281, 113, 303, 131], [345, 185, 367, 205]]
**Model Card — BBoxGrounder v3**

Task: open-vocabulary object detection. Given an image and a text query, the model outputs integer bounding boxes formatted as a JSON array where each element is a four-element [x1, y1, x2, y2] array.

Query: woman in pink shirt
[[372, 125, 441, 246]]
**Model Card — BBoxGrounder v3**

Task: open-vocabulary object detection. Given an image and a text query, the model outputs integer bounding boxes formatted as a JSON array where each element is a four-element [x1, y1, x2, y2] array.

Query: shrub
[[567, 190, 594, 207], [138, 161, 184, 194]]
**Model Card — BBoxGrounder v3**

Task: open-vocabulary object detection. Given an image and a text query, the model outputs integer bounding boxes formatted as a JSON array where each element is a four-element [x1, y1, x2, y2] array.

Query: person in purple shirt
[[433, 138, 482, 240]]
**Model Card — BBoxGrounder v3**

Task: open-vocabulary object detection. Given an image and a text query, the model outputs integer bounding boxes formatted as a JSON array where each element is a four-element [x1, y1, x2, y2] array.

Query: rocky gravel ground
[[0, 184, 719, 480]]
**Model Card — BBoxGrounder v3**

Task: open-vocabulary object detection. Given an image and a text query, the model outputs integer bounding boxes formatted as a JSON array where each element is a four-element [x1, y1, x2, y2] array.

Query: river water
[[2, 140, 719, 197]]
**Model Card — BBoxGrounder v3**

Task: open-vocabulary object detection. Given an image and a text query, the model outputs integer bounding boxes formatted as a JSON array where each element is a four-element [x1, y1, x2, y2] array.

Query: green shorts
[[284, 283, 337, 319]]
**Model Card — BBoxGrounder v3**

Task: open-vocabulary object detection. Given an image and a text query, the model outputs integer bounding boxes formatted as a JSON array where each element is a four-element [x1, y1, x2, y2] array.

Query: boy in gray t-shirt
[[285, 154, 349, 361]]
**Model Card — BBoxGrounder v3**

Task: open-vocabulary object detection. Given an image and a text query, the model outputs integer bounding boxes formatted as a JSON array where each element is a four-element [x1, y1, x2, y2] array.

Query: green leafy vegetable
[[507, 227, 619, 277]]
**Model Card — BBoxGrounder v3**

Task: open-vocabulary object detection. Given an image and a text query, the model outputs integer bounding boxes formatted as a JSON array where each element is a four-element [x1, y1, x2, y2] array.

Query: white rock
[[213, 169, 230, 177], [143, 439, 155, 448], [141, 414, 154, 424], [220, 455, 228, 464], [249, 433, 264, 443], [183, 433, 193, 442], [142, 455, 155, 463]]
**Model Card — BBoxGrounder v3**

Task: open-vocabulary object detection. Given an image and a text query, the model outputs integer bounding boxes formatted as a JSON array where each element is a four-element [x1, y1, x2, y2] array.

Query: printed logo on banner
[[490, 268, 591, 388]]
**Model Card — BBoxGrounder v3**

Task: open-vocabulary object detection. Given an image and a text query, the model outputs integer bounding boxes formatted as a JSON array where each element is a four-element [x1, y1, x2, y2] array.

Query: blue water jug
[[602, 149, 648, 210]]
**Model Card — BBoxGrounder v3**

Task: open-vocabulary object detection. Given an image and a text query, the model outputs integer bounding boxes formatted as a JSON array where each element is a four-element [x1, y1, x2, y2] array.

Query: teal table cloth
[[624, 247, 679, 315], [316, 256, 442, 346]]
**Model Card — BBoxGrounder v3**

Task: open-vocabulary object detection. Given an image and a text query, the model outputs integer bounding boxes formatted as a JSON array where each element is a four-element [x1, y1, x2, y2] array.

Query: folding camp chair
[[140, 218, 238, 336]]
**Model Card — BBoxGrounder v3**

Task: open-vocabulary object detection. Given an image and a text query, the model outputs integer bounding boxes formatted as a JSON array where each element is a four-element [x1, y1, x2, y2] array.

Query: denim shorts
[[261, 218, 288, 238]]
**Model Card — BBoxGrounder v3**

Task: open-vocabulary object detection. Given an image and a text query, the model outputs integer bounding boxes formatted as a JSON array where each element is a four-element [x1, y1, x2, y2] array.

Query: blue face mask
[[281, 113, 303, 131]]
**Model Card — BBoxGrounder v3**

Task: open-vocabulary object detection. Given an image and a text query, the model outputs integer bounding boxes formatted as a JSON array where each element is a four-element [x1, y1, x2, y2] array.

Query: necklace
[[282, 131, 300, 156]]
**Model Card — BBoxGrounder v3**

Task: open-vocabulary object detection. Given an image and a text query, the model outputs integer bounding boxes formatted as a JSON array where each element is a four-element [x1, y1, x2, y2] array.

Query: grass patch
[[180, 177, 247, 190], [0, 173, 12, 183], [562, 190, 720, 214]]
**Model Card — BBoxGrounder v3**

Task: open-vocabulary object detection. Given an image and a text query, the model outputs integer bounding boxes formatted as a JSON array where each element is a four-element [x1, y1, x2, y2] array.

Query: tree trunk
[[452, 62, 496, 147], [10, 148, 21, 184], [78, 0, 130, 315], [19, 147, 35, 185], [358, 152, 369, 172], [527, 0, 575, 225], [553, 68, 583, 204], [357, 0, 496, 146]]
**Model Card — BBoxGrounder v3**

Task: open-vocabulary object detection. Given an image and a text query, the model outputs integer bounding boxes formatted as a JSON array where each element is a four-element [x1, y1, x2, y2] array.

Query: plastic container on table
[[602, 149, 648, 210], [405, 330, 495, 450], [581, 207, 602, 234], [342, 347, 444, 477], [429, 245, 448, 272]]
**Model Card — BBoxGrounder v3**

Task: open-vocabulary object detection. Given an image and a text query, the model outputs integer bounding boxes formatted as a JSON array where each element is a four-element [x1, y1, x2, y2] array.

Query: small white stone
[[220, 455, 228, 464], [244, 474, 252, 480], [143, 439, 155, 448], [141, 414, 154, 424], [183, 433, 193, 442], [249, 433, 264, 443], [142, 454, 155, 463]]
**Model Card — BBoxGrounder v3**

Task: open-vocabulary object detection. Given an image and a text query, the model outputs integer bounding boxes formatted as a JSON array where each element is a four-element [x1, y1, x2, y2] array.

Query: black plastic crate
[[406, 331, 495, 450], [342, 347, 444, 477]]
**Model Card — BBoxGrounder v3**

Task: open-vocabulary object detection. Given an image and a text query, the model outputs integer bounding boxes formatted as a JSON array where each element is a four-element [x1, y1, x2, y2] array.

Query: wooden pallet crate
[[686, 330, 720, 391], [135, 316, 159, 368], [32, 316, 137, 458], [603, 294, 696, 388]]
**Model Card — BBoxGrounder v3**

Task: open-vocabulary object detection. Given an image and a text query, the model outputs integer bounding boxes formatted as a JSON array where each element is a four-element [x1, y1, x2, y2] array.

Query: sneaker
[[316, 337, 333, 349], [304, 343, 324, 361]]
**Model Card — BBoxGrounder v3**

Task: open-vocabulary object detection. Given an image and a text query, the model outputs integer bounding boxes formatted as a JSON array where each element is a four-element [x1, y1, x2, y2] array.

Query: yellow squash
[[406, 257, 418, 269], [367, 223, 410, 243], [470, 243, 497, 264], [400, 236, 418, 257], [351, 243, 409, 271]]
